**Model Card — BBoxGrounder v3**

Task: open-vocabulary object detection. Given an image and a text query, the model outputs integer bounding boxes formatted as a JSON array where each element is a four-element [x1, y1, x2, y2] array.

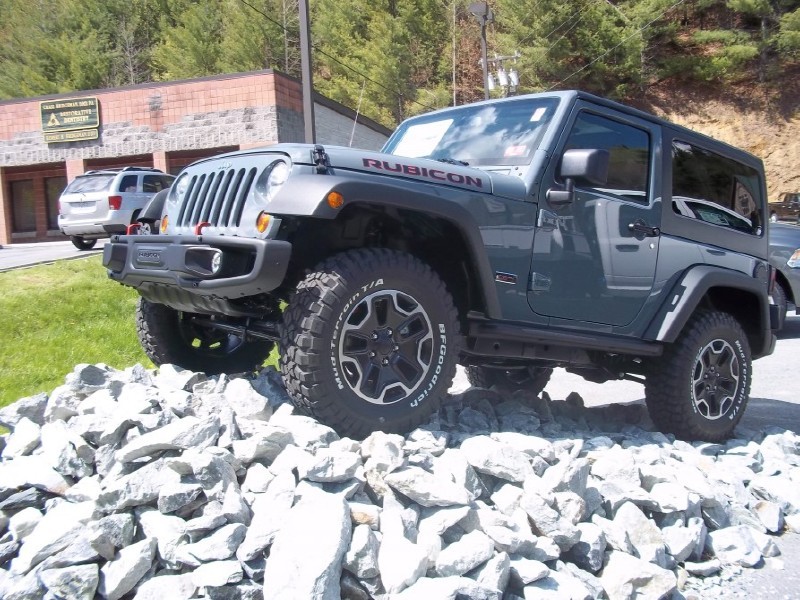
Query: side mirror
[[546, 148, 610, 208]]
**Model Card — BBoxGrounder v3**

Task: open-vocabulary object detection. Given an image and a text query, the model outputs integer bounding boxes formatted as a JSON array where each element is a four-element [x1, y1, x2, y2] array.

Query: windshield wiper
[[435, 157, 469, 166]]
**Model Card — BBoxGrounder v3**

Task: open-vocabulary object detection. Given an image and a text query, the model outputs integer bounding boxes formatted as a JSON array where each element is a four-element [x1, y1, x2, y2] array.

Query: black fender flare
[[644, 264, 774, 357], [269, 175, 504, 319]]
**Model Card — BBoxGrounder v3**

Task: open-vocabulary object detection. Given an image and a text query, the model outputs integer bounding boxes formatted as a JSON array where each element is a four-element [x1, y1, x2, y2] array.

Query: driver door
[[528, 105, 662, 327]]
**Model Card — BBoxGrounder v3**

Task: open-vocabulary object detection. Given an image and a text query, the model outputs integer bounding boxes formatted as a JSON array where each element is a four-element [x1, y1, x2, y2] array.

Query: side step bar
[[466, 316, 663, 360]]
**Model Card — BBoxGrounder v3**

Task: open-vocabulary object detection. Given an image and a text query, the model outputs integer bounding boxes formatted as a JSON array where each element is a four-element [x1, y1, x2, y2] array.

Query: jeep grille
[[176, 167, 257, 228]]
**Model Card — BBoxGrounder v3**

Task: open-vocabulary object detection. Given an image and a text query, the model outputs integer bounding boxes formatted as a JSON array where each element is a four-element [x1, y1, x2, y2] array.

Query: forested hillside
[[1, 0, 798, 193]]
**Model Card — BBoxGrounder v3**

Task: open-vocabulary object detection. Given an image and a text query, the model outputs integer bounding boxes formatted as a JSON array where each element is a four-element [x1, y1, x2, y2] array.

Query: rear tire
[[466, 365, 552, 396], [136, 298, 274, 375], [645, 310, 751, 442], [772, 281, 788, 330], [280, 249, 460, 439], [71, 236, 97, 250]]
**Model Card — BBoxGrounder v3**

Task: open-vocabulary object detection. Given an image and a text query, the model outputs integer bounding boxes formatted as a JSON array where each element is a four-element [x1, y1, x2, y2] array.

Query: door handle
[[628, 220, 660, 238]]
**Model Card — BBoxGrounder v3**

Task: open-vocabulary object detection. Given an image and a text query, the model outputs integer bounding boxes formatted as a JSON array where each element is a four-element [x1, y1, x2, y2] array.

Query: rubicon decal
[[362, 158, 483, 189]]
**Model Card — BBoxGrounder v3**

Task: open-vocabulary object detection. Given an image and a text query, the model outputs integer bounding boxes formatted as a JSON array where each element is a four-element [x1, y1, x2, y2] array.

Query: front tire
[[645, 310, 751, 442], [71, 236, 97, 250], [280, 249, 460, 439], [136, 298, 274, 375], [466, 365, 552, 396]]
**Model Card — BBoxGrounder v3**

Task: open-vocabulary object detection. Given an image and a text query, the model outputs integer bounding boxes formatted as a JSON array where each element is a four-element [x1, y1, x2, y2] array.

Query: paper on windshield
[[392, 120, 453, 157]]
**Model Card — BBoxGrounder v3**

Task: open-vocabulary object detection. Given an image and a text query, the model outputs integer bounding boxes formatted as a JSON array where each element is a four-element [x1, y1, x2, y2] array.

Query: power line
[[515, 0, 547, 47], [314, 48, 438, 112], [546, 0, 688, 91], [238, 0, 287, 31], [237, 0, 438, 113]]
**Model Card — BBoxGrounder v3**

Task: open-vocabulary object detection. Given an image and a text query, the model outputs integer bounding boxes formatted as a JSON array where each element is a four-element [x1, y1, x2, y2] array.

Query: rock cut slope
[[0, 363, 799, 600]]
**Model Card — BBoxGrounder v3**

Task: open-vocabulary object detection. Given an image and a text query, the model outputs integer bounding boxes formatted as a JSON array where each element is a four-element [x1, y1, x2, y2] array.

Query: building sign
[[40, 97, 99, 143]]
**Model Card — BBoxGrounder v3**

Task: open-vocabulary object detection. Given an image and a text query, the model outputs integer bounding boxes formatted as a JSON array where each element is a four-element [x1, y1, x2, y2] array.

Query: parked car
[[769, 222, 800, 328], [768, 192, 800, 223], [673, 196, 758, 234], [58, 167, 175, 250]]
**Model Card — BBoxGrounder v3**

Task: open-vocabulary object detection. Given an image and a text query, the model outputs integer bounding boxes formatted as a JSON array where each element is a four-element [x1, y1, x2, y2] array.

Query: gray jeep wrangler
[[103, 90, 778, 442]]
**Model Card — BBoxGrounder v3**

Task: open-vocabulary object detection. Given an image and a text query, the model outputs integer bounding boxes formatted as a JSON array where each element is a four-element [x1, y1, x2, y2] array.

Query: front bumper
[[103, 234, 292, 300]]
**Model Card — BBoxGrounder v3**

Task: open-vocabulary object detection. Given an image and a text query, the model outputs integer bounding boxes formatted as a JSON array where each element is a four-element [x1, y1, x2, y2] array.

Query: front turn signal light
[[160, 216, 169, 233], [256, 212, 271, 233], [327, 191, 344, 209]]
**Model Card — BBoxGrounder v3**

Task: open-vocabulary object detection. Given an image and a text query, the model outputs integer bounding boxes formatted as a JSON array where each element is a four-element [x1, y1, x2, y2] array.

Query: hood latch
[[313, 145, 330, 174]]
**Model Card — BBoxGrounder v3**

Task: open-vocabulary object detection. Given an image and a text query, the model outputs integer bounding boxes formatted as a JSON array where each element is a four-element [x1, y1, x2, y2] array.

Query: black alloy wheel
[[645, 310, 751, 442], [280, 248, 460, 439]]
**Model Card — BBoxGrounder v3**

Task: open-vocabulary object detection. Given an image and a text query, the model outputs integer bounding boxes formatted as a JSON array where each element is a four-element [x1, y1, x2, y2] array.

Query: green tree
[[153, 1, 223, 79], [219, 0, 300, 75], [776, 7, 800, 54]]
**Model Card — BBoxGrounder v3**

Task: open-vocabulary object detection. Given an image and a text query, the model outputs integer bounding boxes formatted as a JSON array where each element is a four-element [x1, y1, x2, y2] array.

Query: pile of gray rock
[[0, 363, 798, 600]]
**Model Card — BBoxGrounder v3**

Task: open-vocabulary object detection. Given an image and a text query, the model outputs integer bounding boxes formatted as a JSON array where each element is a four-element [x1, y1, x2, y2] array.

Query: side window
[[143, 175, 169, 193], [564, 112, 650, 203], [119, 175, 138, 193], [672, 140, 762, 235]]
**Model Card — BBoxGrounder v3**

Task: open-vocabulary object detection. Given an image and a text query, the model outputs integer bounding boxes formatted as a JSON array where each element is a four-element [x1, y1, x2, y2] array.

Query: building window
[[45, 176, 67, 231], [11, 180, 36, 233]]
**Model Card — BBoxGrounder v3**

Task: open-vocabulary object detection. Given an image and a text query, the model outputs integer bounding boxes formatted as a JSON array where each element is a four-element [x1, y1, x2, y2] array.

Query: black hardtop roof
[[400, 89, 764, 170]]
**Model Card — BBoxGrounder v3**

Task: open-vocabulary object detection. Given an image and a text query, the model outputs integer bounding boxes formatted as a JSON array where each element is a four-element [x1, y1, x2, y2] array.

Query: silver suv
[[58, 167, 175, 250]]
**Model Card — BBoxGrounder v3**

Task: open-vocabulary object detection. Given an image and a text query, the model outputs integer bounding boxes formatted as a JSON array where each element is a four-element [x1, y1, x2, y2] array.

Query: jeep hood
[[225, 143, 529, 201]]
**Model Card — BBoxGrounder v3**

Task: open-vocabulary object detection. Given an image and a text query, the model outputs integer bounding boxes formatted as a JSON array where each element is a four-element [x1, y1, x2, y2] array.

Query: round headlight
[[254, 160, 290, 205], [171, 173, 190, 202]]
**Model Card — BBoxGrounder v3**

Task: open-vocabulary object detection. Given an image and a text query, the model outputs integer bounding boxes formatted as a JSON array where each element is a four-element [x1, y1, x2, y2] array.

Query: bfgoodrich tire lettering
[[645, 310, 751, 442], [280, 248, 460, 439], [136, 298, 274, 375]]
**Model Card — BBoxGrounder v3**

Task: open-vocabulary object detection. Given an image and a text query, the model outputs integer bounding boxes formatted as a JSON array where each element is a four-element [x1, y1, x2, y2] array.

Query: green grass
[[0, 256, 152, 409]]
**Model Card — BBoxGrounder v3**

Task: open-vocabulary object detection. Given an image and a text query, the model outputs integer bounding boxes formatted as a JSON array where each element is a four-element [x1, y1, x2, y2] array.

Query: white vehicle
[[58, 167, 175, 250], [672, 195, 757, 234]]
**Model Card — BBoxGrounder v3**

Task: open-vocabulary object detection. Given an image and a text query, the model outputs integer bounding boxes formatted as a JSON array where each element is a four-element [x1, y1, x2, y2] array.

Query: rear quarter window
[[143, 175, 174, 193], [119, 175, 138, 193], [671, 140, 762, 235]]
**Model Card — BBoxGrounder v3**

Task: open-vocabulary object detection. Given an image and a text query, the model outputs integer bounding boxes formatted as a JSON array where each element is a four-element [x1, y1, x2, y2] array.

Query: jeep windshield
[[383, 97, 558, 167]]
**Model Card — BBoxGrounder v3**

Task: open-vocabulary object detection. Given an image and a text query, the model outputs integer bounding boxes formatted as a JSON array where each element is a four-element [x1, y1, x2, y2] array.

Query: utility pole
[[468, 2, 494, 100], [298, 0, 315, 143]]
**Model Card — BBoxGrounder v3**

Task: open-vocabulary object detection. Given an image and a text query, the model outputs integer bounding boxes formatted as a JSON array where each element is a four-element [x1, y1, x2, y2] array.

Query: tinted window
[[564, 112, 650, 203], [119, 175, 138, 193], [64, 174, 114, 194], [672, 140, 761, 235], [45, 176, 66, 230], [143, 175, 174, 193], [11, 180, 36, 232]]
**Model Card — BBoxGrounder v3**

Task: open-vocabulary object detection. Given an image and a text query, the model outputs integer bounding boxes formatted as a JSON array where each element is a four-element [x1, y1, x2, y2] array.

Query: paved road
[[545, 312, 800, 434], [0, 239, 107, 272]]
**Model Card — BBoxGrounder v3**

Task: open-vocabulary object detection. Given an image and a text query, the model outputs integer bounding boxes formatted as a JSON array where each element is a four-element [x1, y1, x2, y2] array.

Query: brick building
[[0, 70, 391, 246]]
